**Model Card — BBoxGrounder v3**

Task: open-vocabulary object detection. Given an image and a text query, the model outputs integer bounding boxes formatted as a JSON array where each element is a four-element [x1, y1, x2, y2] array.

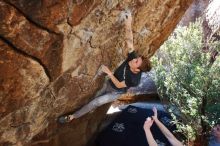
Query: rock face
[[0, 0, 194, 145], [180, 0, 220, 38], [179, 0, 220, 63], [179, 0, 209, 26], [203, 0, 220, 39]]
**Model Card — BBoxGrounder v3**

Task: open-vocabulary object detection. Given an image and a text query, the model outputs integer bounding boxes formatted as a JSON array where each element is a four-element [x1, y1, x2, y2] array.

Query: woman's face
[[213, 124, 220, 138], [130, 57, 142, 69]]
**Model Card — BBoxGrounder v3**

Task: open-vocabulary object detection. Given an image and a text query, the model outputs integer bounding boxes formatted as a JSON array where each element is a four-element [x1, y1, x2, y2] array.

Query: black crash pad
[[96, 105, 176, 146]]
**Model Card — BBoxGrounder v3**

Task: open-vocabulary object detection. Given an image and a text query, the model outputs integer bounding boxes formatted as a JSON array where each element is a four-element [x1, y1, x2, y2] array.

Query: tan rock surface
[[0, 39, 50, 145]]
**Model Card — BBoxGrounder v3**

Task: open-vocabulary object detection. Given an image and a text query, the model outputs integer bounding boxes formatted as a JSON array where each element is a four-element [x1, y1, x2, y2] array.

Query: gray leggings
[[73, 81, 123, 118]]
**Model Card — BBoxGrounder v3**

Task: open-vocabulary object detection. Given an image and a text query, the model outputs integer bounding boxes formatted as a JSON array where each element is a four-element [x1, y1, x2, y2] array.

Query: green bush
[[152, 20, 220, 141]]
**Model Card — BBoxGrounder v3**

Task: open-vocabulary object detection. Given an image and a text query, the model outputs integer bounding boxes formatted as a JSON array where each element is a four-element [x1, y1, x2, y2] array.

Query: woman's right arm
[[152, 107, 183, 146], [123, 12, 135, 57]]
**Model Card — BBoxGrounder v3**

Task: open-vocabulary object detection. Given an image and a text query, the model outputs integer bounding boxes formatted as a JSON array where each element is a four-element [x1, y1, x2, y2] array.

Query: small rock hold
[[106, 0, 119, 10], [76, 0, 84, 5], [139, 26, 151, 36], [138, 0, 145, 3]]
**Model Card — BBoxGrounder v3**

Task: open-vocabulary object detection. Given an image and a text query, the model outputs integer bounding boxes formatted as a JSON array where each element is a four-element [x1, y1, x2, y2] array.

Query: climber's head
[[129, 57, 143, 73], [128, 52, 152, 73], [213, 123, 220, 139], [139, 56, 152, 72]]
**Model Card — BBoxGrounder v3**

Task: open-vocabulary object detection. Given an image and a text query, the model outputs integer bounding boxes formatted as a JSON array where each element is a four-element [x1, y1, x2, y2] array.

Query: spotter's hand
[[143, 117, 154, 130]]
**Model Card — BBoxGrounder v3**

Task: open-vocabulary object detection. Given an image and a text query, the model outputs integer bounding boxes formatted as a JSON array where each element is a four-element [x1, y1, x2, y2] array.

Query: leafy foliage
[[152, 20, 220, 141]]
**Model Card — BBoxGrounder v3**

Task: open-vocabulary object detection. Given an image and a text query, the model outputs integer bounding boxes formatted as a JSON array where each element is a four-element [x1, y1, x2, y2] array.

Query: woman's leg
[[73, 92, 121, 118], [94, 79, 108, 97], [58, 81, 122, 123]]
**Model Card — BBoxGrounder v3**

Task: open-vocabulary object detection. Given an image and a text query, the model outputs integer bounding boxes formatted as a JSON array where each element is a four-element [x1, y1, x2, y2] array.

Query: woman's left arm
[[101, 65, 127, 88]]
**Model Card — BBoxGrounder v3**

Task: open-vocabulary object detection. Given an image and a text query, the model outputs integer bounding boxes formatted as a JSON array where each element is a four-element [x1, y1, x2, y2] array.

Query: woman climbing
[[58, 11, 151, 123]]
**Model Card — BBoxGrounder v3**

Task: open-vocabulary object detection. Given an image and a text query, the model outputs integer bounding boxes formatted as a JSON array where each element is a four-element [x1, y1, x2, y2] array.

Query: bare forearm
[[124, 23, 134, 53], [144, 129, 158, 146], [108, 74, 126, 88], [154, 119, 183, 146], [101, 65, 126, 89], [154, 119, 174, 138]]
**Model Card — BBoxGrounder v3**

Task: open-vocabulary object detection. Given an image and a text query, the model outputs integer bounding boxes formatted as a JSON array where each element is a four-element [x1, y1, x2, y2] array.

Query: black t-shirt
[[109, 51, 142, 92]]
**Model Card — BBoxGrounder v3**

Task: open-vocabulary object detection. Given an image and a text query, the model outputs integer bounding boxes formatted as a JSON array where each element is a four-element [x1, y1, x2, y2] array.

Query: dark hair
[[139, 56, 152, 72], [127, 51, 138, 62]]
